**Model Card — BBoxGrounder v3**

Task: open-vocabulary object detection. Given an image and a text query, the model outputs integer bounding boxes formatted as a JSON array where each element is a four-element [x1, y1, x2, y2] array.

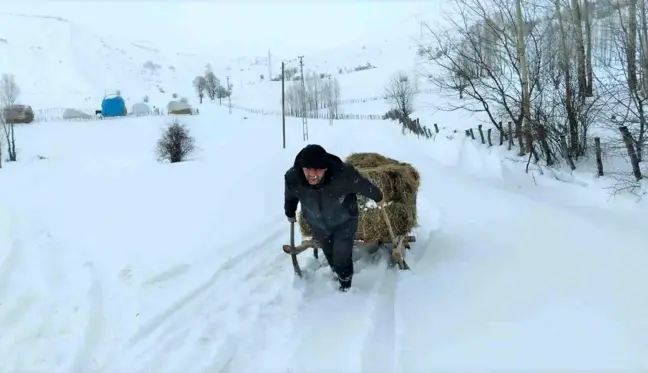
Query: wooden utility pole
[[282, 62, 286, 149], [298, 55, 308, 141], [328, 75, 333, 126], [227, 76, 232, 114], [268, 50, 272, 81]]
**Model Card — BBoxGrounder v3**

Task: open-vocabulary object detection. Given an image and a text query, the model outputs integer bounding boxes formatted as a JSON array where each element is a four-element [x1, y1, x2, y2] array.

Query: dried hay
[[297, 152, 420, 243], [357, 200, 416, 242], [298, 201, 416, 243], [298, 213, 313, 238], [169, 108, 193, 115], [346, 152, 420, 197]]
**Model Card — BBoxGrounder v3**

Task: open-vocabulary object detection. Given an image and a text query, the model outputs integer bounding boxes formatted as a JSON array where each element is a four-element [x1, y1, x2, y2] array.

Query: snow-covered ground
[[1, 8, 648, 373], [2, 104, 648, 372]]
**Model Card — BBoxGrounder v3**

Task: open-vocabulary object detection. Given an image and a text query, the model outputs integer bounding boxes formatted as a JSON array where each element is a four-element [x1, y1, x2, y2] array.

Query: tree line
[[193, 64, 232, 105], [282, 72, 342, 119], [420, 0, 648, 191]]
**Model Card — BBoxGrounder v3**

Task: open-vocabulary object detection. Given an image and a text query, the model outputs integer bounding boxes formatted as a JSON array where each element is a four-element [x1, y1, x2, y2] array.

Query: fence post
[[499, 121, 504, 145], [619, 126, 642, 181], [478, 124, 485, 144], [487, 128, 493, 147], [594, 137, 603, 177]]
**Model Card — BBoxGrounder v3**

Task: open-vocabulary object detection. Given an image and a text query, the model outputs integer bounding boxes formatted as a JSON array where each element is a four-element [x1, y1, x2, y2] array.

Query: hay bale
[[3, 105, 35, 124], [345, 152, 400, 168], [169, 108, 193, 115], [346, 152, 420, 194], [348, 152, 419, 242], [296, 152, 420, 243], [357, 201, 416, 242]]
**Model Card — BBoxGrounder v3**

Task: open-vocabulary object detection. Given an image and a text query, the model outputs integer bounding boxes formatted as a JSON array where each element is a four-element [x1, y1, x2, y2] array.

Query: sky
[[0, 1, 440, 57]]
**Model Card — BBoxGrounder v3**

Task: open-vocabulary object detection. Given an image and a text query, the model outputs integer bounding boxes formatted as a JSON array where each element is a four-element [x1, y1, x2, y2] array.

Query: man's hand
[[287, 216, 297, 223]]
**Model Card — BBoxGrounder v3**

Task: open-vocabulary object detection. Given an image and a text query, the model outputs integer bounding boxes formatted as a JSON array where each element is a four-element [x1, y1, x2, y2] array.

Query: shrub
[[155, 119, 195, 163]]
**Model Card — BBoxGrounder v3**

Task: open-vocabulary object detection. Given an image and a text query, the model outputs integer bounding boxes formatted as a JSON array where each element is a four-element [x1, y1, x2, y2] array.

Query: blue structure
[[101, 95, 126, 117]]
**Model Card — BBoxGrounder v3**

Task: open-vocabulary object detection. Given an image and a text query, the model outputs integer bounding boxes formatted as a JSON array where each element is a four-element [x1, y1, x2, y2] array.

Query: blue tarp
[[101, 95, 126, 117]]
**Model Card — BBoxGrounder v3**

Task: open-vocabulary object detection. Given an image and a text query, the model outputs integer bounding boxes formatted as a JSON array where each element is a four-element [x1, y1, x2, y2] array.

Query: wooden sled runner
[[283, 208, 413, 277]]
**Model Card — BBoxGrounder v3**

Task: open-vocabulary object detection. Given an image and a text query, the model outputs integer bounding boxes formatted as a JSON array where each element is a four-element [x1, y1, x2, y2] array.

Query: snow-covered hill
[[0, 11, 464, 125], [0, 12, 269, 113]]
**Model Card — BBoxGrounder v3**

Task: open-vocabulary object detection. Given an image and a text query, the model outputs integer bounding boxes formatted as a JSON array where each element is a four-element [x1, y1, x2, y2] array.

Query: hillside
[[0, 11, 478, 128], [0, 13, 265, 113]]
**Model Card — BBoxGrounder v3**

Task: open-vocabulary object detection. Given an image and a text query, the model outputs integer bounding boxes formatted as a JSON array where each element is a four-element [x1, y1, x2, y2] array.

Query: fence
[[31, 107, 194, 123], [229, 103, 385, 121], [449, 120, 644, 182]]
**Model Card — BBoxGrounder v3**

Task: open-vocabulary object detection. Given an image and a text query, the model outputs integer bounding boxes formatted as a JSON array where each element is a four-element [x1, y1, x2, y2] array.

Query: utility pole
[[298, 55, 308, 141], [268, 50, 272, 81], [281, 62, 286, 149], [328, 75, 333, 126], [226, 76, 232, 114]]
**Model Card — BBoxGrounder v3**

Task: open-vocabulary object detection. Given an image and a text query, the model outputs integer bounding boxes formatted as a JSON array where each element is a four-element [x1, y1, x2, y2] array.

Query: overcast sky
[[1, 0, 440, 57]]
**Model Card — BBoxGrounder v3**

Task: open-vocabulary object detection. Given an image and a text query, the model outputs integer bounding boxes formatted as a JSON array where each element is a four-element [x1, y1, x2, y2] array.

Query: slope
[[0, 13, 92, 108], [1, 102, 648, 371], [0, 12, 259, 112]]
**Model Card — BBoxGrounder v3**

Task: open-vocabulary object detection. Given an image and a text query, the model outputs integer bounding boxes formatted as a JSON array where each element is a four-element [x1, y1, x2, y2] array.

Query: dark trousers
[[311, 218, 358, 287]]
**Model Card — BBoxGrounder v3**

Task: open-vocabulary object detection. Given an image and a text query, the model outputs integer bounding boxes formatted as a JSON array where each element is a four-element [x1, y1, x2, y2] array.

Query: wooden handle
[[380, 207, 397, 243]]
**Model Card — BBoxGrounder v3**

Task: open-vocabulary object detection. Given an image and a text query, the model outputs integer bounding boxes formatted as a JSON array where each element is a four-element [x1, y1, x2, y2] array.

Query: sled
[[283, 208, 413, 277]]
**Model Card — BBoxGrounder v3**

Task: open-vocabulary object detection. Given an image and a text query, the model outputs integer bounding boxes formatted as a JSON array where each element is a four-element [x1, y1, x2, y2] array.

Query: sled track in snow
[[279, 225, 435, 373], [122, 215, 435, 372], [0, 213, 103, 371], [119, 221, 308, 371]]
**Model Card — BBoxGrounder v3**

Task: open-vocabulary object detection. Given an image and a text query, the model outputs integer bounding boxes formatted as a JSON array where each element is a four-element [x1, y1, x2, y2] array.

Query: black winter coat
[[284, 149, 383, 233]]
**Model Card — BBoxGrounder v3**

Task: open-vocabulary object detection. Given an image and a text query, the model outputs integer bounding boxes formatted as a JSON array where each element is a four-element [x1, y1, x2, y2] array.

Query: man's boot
[[338, 275, 352, 292]]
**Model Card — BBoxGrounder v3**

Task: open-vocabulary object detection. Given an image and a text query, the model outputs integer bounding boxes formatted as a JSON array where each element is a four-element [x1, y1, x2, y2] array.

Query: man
[[284, 144, 384, 291]]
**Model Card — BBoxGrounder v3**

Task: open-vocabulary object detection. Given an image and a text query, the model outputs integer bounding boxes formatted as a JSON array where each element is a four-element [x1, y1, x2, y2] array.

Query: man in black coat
[[284, 144, 384, 291]]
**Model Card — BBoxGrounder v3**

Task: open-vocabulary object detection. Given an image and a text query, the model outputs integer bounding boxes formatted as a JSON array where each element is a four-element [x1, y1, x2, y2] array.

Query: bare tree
[[570, 0, 589, 102], [583, 0, 594, 96], [596, 2, 647, 168], [515, 0, 533, 154], [384, 72, 418, 119], [639, 0, 648, 97], [418, 0, 539, 154], [193, 76, 207, 103], [203, 64, 219, 101], [216, 83, 231, 105], [555, 0, 584, 158], [1, 73, 20, 162]]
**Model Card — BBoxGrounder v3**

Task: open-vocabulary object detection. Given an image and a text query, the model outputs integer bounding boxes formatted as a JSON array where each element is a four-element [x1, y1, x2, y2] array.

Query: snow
[[1, 9, 648, 373]]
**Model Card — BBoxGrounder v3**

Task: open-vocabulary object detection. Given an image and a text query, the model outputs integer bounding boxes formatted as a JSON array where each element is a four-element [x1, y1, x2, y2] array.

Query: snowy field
[[1, 8, 648, 373]]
